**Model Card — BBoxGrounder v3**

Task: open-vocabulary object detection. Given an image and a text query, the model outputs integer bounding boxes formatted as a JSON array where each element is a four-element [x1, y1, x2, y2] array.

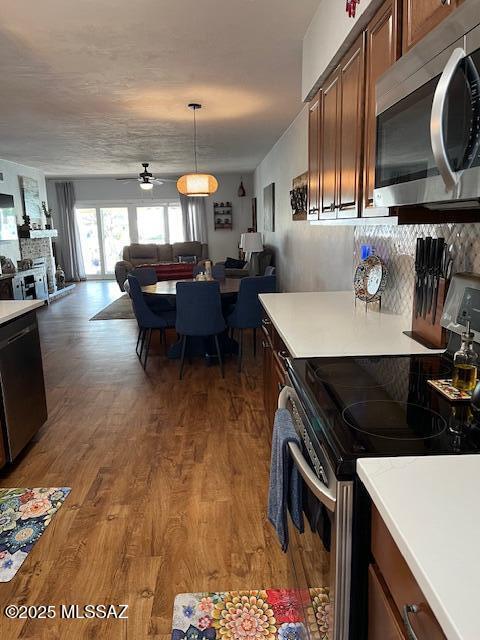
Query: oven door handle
[[430, 47, 466, 191], [288, 442, 337, 512]]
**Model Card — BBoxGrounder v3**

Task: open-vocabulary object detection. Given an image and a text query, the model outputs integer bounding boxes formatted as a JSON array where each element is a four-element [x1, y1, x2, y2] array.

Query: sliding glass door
[[76, 202, 184, 278]]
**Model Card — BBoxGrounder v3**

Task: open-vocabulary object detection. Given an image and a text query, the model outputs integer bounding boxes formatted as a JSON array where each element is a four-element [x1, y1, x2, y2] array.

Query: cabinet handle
[[277, 350, 289, 362], [440, 0, 451, 4], [262, 340, 269, 349], [262, 318, 272, 326], [402, 604, 420, 640]]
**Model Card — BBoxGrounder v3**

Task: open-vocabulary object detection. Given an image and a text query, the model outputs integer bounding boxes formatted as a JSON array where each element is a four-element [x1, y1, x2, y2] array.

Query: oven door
[[374, 28, 480, 208], [278, 386, 354, 640]]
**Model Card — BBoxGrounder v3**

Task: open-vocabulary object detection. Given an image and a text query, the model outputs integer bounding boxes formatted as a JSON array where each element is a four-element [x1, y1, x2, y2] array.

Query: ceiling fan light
[[177, 173, 218, 197], [140, 180, 153, 191]]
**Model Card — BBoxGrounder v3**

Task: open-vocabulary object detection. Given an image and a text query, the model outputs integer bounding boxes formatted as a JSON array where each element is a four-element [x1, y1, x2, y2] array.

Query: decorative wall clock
[[354, 254, 388, 310]]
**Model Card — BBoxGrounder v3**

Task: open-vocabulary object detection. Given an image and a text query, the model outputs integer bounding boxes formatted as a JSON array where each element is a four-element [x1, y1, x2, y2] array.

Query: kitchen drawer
[[371, 507, 446, 640], [368, 564, 406, 640]]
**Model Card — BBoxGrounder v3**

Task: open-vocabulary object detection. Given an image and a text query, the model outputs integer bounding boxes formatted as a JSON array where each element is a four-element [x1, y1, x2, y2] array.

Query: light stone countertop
[[259, 291, 442, 358], [0, 300, 44, 326], [358, 456, 480, 640]]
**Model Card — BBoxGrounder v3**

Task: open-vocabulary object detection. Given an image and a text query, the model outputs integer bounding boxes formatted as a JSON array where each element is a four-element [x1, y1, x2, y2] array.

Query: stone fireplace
[[19, 233, 57, 294]]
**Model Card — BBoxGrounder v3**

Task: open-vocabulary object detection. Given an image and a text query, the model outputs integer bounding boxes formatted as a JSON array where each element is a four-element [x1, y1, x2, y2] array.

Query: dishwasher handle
[[0, 325, 35, 350]]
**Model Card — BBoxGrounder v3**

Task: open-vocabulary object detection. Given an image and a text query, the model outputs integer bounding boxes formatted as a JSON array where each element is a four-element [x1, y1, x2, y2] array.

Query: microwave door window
[[375, 77, 440, 188]]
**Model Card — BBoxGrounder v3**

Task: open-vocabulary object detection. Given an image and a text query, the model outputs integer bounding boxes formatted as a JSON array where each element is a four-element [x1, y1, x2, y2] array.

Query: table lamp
[[240, 232, 263, 261]]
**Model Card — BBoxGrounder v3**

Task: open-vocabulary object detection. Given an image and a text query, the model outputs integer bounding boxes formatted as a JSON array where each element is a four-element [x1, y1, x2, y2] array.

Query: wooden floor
[[0, 281, 288, 639]]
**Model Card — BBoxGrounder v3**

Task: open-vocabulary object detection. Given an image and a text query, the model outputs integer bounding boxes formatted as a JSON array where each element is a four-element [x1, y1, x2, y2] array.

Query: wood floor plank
[[0, 281, 288, 639]]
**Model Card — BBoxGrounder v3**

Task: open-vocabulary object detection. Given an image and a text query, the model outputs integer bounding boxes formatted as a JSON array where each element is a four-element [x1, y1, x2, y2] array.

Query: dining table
[[141, 277, 241, 361], [141, 277, 241, 297]]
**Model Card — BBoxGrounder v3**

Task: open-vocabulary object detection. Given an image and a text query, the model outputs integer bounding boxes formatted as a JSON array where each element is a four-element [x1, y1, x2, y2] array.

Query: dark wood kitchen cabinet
[[338, 34, 366, 219], [262, 314, 289, 430], [307, 90, 321, 221], [319, 68, 340, 220], [363, 0, 401, 215], [402, 0, 460, 54], [318, 35, 365, 220], [369, 506, 447, 640]]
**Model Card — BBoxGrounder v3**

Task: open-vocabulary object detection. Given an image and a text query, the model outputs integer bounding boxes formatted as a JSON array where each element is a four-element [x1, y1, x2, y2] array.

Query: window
[[100, 207, 130, 274], [75, 201, 184, 278], [137, 206, 167, 244], [137, 204, 183, 244], [76, 208, 101, 276]]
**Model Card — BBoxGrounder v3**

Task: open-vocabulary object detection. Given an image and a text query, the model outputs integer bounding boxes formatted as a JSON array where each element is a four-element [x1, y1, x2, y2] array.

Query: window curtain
[[180, 195, 208, 244], [55, 181, 86, 282]]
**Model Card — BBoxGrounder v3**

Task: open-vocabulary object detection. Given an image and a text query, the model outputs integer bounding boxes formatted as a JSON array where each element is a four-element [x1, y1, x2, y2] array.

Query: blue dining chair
[[212, 263, 226, 280], [227, 275, 276, 371], [127, 275, 176, 369], [130, 267, 157, 285], [131, 266, 175, 313], [176, 281, 226, 379]]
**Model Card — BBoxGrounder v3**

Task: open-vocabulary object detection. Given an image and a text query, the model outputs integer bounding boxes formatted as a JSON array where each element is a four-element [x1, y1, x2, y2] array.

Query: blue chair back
[[176, 281, 226, 336], [127, 275, 167, 329], [264, 266, 276, 276], [228, 275, 276, 329], [130, 267, 157, 286], [212, 263, 226, 280]]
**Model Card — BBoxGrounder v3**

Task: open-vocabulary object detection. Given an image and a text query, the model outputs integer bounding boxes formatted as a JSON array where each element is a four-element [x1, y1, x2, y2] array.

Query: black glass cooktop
[[288, 354, 480, 478]]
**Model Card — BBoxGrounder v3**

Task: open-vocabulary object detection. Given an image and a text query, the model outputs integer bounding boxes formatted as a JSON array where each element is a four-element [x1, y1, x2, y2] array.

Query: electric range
[[283, 352, 480, 640], [287, 352, 480, 480]]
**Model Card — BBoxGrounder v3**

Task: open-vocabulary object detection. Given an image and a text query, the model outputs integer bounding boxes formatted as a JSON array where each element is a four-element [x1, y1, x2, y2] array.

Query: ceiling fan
[[115, 163, 176, 190]]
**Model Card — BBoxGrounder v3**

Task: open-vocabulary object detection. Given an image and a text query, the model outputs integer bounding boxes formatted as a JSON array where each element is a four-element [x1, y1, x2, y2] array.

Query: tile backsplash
[[353, 223, 480, 317]]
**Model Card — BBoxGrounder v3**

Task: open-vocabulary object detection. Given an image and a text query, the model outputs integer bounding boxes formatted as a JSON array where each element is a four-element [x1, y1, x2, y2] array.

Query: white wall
[[47, 172, 253, 265], [0, 159, 48, 263], [254, 107, 354, 293], [302, 0, 382, 100]]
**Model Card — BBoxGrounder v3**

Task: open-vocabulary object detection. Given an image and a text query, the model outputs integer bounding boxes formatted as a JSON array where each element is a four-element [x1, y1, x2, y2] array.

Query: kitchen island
[[358, 456, 479, 640], [259, 290, 441, 358], [0, 300, 47, 469]]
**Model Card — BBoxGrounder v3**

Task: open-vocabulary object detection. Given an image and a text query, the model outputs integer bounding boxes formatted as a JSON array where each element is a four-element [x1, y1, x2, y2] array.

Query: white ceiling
[[0, 0, 319, 176]]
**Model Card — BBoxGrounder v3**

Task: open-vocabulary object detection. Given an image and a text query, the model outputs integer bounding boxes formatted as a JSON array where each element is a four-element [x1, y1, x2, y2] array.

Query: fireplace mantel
[[18, 229, 58, 239]]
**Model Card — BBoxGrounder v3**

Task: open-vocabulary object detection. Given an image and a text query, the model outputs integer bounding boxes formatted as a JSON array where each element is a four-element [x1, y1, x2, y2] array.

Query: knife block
[[406, 277, 449, 349]]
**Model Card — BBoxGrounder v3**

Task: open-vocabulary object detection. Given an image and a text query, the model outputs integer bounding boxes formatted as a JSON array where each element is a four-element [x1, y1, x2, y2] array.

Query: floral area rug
[[171, 588, 330, 640], [0, 487, 71, 582]]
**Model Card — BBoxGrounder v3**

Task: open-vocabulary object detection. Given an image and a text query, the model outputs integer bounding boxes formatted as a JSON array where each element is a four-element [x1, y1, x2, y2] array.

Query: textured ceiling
[[0, 0, 319, 176]]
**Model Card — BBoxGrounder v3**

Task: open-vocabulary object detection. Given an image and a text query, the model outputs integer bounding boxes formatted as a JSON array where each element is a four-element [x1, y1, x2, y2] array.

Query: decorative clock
[[354, 255, 388, 310]]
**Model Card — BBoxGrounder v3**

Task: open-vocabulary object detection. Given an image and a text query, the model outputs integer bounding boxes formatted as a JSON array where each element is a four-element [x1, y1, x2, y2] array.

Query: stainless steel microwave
[[374, 0, 480, 209]]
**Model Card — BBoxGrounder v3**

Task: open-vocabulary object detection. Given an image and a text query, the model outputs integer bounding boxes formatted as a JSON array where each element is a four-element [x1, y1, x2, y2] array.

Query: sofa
[[115, 241, 208, 290], [217, 249, 274, 279]]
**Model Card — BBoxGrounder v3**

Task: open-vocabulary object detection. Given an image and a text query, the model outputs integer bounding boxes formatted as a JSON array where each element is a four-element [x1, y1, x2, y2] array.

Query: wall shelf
[[213, 202, 233, 231]]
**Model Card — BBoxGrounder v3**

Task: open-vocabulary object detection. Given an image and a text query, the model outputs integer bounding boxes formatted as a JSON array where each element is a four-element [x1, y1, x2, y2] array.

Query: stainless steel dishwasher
[[0, 311, 47, 461]]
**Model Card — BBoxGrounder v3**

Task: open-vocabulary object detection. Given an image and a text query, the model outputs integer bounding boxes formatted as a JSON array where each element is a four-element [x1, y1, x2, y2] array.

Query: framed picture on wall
[[19, 175, 42, 224], [263, 183, 275, 232], [251, 197, 257, 232]]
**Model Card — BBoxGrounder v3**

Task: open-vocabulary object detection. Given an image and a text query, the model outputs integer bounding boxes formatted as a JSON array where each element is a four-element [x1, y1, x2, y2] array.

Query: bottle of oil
[[452, 321, 478, 392]]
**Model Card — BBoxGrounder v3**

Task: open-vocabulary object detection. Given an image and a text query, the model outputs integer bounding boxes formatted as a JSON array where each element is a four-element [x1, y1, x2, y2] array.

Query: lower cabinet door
[[368, 564, 406, 640]]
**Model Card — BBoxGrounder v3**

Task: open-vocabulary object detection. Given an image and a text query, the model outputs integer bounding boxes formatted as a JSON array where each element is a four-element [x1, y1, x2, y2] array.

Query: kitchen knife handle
[[428, 238, 437, 272], [435, 239, 445, 275], [415, 237, 423, 271]]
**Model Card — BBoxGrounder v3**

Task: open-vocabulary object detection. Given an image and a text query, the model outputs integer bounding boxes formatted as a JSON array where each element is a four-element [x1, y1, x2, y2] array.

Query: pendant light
[[177, 103, 218, 197]]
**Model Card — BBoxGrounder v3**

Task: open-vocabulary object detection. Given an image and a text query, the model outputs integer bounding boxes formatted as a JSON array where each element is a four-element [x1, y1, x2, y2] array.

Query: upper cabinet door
[[363, 0, 401, 216], [320, 69, 340, 220], [308, 91, 321, 221], [337, 34, 366, 219], [403, 0, 458, 53]]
